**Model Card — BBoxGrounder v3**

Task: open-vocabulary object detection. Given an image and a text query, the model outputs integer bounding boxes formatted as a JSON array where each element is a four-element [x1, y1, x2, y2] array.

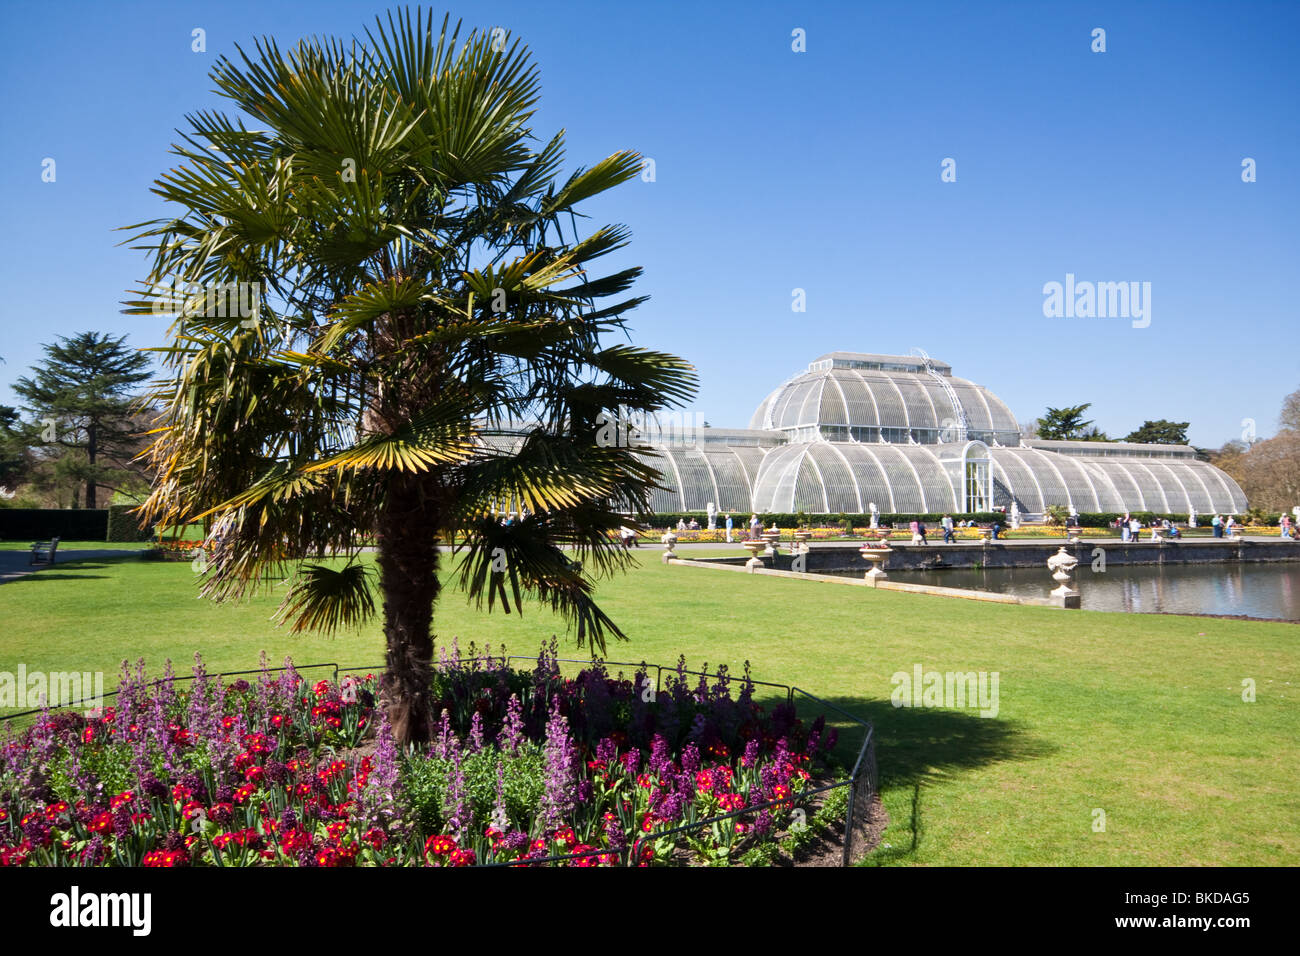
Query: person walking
[[1129, 515, 1141, 542], [724, 513, 733, 543], [942, 513, 954, 544], [917, 519, 929, 545], [909, 518, 922, 545], [749, 514, 761, 540], [1212, 514, 1223, 538], [1281, 514, 1291, 539]]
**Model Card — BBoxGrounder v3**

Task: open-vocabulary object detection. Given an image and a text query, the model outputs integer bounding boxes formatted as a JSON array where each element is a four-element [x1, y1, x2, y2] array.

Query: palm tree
[[124, 9, 697, 745]]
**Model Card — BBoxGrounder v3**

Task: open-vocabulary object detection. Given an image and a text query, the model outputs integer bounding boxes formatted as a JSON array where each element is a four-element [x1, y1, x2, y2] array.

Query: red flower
[[278, 828, 313, 853], [448, 848, 476, 867], [718, 793, 745, 812], [142, 849, 188, 867], [424, 834, 457, 857]]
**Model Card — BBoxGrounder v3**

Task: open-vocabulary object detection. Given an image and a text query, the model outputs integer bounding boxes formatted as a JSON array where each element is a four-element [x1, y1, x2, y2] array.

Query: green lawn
[[0, 546, 1295, 866]]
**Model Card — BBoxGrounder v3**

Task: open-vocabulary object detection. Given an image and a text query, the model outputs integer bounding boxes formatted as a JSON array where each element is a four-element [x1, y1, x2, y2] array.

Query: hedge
[[1074, 512, 1258, 527], [0, 509, 108, 541], [107, 504, 156, 542]]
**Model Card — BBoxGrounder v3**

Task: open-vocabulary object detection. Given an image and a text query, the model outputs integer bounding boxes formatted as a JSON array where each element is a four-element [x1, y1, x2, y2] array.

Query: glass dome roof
[[748, 355, 1020, 445], [615, 350, 1251, 516]]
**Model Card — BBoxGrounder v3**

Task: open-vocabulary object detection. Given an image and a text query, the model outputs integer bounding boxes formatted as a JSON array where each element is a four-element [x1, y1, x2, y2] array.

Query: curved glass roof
[[748, 364, 1019, 443], [989, 447, 1247, 515], [614, 350, 1253, 516], [750, 441, 974, 513]]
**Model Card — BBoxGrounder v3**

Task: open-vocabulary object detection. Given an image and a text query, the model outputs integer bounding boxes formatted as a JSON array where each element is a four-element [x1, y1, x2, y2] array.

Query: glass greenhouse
[[637, 351, 1248, 516]]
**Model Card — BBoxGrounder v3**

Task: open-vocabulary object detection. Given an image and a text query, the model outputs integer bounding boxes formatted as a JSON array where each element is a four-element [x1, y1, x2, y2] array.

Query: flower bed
[[0, 644, 867, 867]]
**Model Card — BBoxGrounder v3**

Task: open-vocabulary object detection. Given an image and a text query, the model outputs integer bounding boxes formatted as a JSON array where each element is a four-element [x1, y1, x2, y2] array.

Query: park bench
[[30, 537, 60, 566]]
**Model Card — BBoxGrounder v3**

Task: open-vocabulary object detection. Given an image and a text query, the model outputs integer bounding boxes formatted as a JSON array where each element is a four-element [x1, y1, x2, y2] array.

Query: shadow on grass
[[0, 558, 142, 585], [761, 692, 1055, 865]]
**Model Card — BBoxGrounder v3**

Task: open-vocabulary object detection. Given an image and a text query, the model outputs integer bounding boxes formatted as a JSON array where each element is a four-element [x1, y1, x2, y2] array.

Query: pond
[[872, 562, 1300, 620]]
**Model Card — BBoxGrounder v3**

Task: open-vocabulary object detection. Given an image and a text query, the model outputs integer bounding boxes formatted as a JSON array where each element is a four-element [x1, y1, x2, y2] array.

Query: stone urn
[[1066, 525, 1083, 543], [1047, 547, 1080, 607], [793, 529, 812, 553], [859, 539, 892, 584], [743, 539, 766, 572], [761, 528, 781, 556], [661, 531, 678, 563]]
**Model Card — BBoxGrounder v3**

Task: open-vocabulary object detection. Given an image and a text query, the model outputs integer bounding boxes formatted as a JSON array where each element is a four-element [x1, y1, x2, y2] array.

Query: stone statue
[[1010, 502, 1021, 530], [1188, 507, 1197, 528], [707, 502, 717, 530], [869, 501, 879, 529]]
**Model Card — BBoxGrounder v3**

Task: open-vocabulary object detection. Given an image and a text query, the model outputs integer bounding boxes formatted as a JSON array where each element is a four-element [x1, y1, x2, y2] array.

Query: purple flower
[[433, 709, 455, 761], [540, 697, 577, 832], [603, 813, 626, 852], [468, 711, 485, 753], [660, 791, 686, 823], [491, 759, 509, 831], [501, 694, 525, 755], [444, 748, 471, 838], [358, 707, 402, 834], [681, 743, 701, 774]]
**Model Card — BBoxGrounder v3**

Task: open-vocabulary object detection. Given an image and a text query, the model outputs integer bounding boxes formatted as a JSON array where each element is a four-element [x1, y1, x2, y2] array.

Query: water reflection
[[884, 563, 1300, 620]]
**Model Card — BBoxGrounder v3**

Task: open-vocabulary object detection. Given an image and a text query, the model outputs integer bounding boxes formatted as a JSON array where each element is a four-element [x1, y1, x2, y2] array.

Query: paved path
[[0, 549, 138, 584]]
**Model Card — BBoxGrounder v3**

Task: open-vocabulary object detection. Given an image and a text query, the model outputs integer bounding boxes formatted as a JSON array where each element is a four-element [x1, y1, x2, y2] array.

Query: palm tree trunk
[[376, 471, 443, 746]]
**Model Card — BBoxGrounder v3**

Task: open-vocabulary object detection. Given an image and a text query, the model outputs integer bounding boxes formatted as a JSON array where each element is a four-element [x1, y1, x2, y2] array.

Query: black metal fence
[[2, 656, 878, 867]]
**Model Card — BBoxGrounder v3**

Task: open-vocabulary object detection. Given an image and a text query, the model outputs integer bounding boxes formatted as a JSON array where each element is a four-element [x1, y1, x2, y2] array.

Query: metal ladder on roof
[[912, 347, 967, 443]]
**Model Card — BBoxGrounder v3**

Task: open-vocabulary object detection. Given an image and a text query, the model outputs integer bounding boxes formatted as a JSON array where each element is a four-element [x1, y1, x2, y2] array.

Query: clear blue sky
[[1, 0, 1296, 447]]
